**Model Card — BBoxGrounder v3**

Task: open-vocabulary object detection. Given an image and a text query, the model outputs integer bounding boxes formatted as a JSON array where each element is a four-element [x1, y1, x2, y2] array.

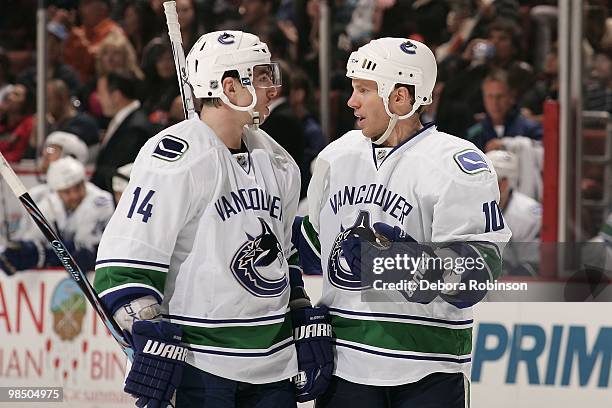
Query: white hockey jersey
[[94, 118, 300, 384], [15, 181, 114, 253], [503, 190, 541, 242], [306, 124, 511, 386]]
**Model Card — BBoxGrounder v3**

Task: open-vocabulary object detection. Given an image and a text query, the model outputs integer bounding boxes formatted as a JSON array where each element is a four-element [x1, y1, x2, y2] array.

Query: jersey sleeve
[[75, 189, 115, 252], [93, 160, 203, 314], [298, 156, 332, 275], [431, 154, 512, 307]]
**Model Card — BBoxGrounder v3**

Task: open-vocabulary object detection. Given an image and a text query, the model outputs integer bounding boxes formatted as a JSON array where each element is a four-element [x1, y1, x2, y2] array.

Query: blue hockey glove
[[124, 320, 188, 408], [291, 306, 334, 402], [373, 222, 444, 304], [0, 241, 45, 274], [340, 222, 391, 286]]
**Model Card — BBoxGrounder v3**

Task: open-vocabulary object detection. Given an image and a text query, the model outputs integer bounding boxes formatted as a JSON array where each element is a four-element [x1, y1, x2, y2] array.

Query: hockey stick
[[164, 1, 196, 120], [0, 152, 132, 357]]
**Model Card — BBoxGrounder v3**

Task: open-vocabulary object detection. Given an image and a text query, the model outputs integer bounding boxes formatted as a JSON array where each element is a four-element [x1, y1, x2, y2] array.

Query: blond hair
[[95, 31, 144, 80]]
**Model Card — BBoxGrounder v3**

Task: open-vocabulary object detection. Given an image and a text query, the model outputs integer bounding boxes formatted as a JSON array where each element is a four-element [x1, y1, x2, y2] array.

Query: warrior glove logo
[[142, 340, 188, 362], [230, 217, 288, 297]]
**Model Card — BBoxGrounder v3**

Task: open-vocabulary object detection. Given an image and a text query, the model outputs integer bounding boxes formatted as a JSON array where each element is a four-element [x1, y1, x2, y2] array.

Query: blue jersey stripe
[[328, 307, 473, 326], [96, 258, 170, 269], [187, 339, 294, 357], [165, 313, 287, 325], [335, 340, 471, 364]]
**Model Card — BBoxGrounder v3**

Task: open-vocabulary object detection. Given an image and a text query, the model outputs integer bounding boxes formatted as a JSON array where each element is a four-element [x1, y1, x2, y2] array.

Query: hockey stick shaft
[[0, 153, 131, 354], [164, 1, 196, 120]]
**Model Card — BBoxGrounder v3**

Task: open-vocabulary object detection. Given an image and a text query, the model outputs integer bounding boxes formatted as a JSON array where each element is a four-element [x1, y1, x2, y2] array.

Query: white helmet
[[346, 38, 437, 144], [186, 31, 281, 124], [112, 162, 133, 194], [47, 156, 86, 191], [44, 131, 88, 164], [486, 150, 519, 189]]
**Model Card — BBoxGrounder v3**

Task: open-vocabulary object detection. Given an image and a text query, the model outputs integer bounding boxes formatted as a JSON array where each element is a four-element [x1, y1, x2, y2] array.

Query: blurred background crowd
[[0, 0, 611, 275]]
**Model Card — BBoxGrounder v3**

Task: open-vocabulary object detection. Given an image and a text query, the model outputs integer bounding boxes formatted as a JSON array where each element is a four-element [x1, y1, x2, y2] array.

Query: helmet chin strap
[[372, 98, 420, 145], [219, 84, 260, 129]]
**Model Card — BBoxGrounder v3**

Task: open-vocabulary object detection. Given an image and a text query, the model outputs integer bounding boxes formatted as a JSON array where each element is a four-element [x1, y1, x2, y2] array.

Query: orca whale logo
[[218, 32, 236, 45], [230, 217, 288, 297], [400, 40, 417, 55], [328, 211, 377, 291]]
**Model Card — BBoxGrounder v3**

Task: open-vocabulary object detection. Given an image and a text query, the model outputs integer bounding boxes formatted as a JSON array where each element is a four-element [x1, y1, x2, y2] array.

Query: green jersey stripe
[[332, 315, 472, 356], [94, 266, 167, 295], [302, 216, 321, 256], [177, 314, 293, 350]]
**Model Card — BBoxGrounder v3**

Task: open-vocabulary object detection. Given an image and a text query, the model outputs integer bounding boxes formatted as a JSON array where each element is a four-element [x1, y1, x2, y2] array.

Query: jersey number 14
[[127, 187, 155, 223]]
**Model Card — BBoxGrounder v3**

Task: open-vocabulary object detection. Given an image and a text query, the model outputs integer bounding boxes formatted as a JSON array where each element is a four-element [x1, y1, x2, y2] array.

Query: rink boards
[[0, 271, 609, 407]]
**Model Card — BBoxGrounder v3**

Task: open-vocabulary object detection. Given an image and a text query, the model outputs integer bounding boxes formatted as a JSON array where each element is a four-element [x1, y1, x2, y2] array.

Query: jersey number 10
[[127, 187, 155, 223], [482, 201, 504, 232]]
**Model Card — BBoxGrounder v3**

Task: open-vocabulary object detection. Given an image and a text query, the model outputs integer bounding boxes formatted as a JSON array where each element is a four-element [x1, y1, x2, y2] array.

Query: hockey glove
[[373, 222, 444, 304], [291, 306, 334, 402], [340, 222, 391, 286], [124, 320, 188, 408], [0, 240, 46, 274]]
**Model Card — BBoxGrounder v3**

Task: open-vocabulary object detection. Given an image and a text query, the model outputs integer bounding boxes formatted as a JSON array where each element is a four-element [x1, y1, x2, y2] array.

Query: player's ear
[[222, 77, 238, 98], [390, 86, 412, 115]]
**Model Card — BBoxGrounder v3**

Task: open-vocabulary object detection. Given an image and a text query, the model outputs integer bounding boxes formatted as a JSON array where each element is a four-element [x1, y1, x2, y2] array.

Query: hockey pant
[[315, 372, 468, 408], [175, 363, 296, 408]]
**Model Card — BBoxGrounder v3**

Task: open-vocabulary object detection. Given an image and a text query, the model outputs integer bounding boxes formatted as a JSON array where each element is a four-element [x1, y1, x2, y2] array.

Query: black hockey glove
[[291, 306, 334, 402], [124, 320, 187, 408]]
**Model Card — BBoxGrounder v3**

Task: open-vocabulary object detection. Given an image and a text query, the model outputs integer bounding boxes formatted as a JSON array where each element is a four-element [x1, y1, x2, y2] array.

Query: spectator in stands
[[91, 72, 152, 192], [82, 31, 143, 120], [0, 48, 13, 104], [46, 79, 100, 148], [63, 0, 125, 84], [18, 21, 81, 97], [289, 68, 325, 196], [175, 0, 202, 52], [224, 0, 277, 44], [585, 51, 612, 113], [466, 69, 541, 151], [437, 17, 527, 138], [260, 63, 305, 195], [0, 157, 114, 274], [520, 46, 559, 122], [0, 83, 35, 162], [141, 37, 179, 129], [121, 0, 159, 60]]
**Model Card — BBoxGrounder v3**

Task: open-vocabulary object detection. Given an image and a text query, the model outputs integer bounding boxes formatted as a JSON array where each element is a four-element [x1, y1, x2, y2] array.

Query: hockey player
[[0, 157, 114, 274], [28, 131, 90, 204], [486, 149, 540, 276], [93, 31, 332, 408], [486, 150, 541, 242], [296, 38, 512, 407]]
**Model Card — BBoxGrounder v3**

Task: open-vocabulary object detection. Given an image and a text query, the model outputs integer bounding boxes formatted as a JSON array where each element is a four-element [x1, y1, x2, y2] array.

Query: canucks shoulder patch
[[152, 135, 189, 162], [453, 149, 490, 175]]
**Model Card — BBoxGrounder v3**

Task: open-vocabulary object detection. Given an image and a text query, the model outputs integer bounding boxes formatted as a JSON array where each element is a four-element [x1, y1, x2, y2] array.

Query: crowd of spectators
[[0, 0, 611, 271]]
